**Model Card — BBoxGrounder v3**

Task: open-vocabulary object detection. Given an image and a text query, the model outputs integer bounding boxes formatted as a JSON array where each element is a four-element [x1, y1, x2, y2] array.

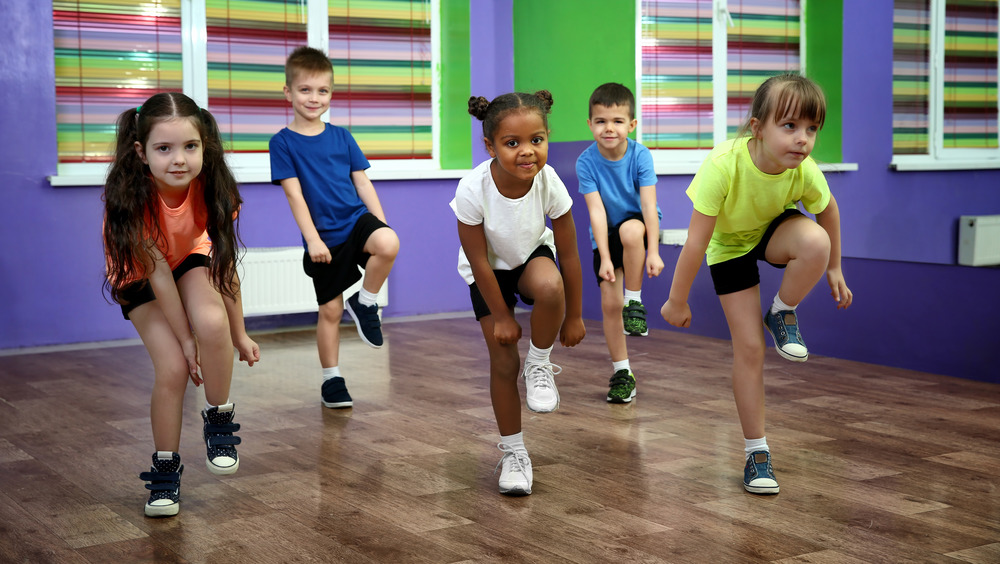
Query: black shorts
[[592, 212, 646, 286], [469, 245, 555, 321], [304, 213, 390, 305], [119, 253, 210, 320], [709, 208, 803, 295]]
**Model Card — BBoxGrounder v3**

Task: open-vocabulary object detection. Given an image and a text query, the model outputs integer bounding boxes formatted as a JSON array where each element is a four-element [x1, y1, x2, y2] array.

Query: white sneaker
[[495, 443, 532, 496], [523, 362, 561, 413]]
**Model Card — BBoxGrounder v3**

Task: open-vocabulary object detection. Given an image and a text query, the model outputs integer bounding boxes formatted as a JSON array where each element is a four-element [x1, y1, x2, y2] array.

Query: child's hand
[[646, 253, 664, 278], [181, 336, 203, 386], [235, 335, 260, 367], [826, 268, 853, 309], [598, 259, 615, 283], [307, 240, 332, 264], [493, 316, 522, 346], [661, 298, 691, 328], [559, 316, 586, 347]]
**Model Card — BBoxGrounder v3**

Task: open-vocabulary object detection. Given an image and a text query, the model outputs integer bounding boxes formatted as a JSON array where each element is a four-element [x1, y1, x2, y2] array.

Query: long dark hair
[[103, 92, 243, 302]]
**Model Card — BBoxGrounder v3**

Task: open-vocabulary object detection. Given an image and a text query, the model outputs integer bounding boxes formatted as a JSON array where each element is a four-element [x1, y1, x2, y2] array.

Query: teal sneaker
[[607, 369, 636, 403], [743, 450, 779, 495], [764, 309, 808, 362]]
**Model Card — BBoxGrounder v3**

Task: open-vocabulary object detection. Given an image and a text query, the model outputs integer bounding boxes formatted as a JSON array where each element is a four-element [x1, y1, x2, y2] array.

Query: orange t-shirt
[[156, 177, 212, 270]]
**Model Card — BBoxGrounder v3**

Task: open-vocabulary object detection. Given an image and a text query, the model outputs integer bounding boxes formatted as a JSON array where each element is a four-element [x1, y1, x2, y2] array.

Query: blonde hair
[[736, 73, 826, 138]]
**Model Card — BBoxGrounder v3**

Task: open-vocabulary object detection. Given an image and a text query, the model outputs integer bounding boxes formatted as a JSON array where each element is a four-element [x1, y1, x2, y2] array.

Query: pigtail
[[468, 96, 490, 121], [197, 107, 243, 300]]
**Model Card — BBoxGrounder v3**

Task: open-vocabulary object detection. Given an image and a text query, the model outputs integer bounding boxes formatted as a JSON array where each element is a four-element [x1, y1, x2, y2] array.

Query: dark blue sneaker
[[345, 291, 383, 348], [743, 450, 779, 494], [321, 376, 353, 408], [202, 403, 241, 475], [764, 309, 808, 362], [140, 452, 183, 517]]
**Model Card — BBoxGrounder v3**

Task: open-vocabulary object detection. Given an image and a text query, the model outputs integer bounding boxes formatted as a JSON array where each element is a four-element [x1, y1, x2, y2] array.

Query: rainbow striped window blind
[[327, 0, 432, 159], [639, 0, 800, 151], [54, 1, 183, 164]]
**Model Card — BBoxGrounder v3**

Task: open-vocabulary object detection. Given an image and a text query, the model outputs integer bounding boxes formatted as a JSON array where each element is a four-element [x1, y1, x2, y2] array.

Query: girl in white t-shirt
[[661, 74, 852, 495], [451, 90, 586, 496]]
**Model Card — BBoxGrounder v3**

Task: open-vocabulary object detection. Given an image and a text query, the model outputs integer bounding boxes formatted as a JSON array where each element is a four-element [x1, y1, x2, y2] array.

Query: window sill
[[652, 162, 858, 176], [890, 158, 1000, 172]]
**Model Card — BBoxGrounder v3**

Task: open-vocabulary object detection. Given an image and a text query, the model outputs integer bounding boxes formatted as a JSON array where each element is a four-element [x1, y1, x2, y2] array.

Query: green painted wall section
[[804, 0, 843, 163], [439, 0, 471, 168], [512, 1, 636, 142]]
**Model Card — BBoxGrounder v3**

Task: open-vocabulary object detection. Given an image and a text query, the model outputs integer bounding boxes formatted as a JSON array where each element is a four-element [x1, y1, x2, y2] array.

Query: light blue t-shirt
[[576, 137, 660, 249], [269, 123, 370, 248]]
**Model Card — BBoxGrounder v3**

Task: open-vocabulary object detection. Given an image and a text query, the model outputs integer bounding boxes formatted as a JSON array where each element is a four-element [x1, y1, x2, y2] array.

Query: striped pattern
[[54, 1, 183, 163], [206, 0, 306, 154], [327, 0, 432, 159], [943, 0, 997, 149], [893, 0, 931, 154], [640, 0, 800, 150]]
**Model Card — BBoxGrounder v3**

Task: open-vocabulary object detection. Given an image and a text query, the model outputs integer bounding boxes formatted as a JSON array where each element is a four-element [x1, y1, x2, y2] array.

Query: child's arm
[[279, 177, 331, 263], [815, 194, 853, 309], [222, 271, 260, 366], [551, 212, 586, 347], [145, 249, 202, 385], [661, 210, 716, 328], [582, 192, 615, 283], [351, 170, 387, 223], [457, 220, 521, 345], [639, 184, 664, 278]]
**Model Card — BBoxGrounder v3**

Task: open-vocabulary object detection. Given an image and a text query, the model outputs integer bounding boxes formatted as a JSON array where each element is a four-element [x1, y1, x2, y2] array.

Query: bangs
[[771, 81, 826, 128]]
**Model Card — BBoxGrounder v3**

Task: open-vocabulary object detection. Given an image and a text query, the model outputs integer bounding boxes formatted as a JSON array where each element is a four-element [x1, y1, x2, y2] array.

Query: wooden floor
[[1, 314, 999, 563]]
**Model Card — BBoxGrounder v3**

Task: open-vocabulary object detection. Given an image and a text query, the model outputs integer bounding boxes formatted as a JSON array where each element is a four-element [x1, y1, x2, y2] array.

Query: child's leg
[[600, 274, 627, 362], [718, 286, 766, 440], [518, 256, 565, 348], [317, 295, 345, 368], [176, 268, 233, 407], [479, 313, 522, 436], [618, 218, 647, 294], [361, 226, 400, 294], [763, 216, 831, 307]]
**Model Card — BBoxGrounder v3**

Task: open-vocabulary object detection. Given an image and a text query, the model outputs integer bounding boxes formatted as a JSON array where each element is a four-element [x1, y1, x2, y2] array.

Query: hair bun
[[533, 90, 554, 112], [468, 96, 490, 120]]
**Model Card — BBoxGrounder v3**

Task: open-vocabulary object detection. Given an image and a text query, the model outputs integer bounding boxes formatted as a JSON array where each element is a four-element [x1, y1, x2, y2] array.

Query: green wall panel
[[439, 0, 472, 168], [805, 0, 843, 164]]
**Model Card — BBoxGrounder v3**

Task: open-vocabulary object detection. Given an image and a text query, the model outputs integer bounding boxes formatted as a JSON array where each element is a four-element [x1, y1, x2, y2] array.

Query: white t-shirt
[[450, 159, 573, 285]]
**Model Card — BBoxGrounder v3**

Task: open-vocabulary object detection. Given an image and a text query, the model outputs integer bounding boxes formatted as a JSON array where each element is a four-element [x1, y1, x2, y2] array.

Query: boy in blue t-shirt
[[269, 46, 400, 409], [576, 83, 662, 403]]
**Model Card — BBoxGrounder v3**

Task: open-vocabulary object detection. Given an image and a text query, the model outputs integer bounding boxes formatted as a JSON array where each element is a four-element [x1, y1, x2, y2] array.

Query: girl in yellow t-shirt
[[103, 92, 259, 517], [661, 74, 853, 495]]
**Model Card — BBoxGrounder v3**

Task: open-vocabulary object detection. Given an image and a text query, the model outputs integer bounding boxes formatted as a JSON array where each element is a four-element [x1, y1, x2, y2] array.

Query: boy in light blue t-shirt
[[576, 83, 662, 404]]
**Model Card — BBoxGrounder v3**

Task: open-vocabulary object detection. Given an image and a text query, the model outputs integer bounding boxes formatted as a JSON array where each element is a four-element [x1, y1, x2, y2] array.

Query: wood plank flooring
[[1, 314, 999, 563]]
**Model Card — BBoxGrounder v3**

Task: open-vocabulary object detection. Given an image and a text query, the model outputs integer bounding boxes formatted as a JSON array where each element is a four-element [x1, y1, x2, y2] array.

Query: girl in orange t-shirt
[[103, 92, 259, 518]]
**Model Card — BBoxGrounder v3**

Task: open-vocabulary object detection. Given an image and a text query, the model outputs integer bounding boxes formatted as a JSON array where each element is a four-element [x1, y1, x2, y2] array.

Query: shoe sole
[[322, 400, 354, 408], [623, 329, 649, 336], [499, 486, 532, 496], [526, 398, 559, 413], [345, 297, 383, 349], [744, 483, 780, 495], [206, 458, 239, 476], [145, 502, 179, 517], [607, 389, 636, 403]]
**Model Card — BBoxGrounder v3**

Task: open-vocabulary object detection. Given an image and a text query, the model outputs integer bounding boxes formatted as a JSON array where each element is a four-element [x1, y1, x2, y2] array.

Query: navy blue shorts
[[303, 213, 390, 305]]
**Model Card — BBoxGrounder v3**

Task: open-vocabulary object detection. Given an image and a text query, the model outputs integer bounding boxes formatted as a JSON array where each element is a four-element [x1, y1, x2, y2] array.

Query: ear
[[483, 137, 496, 158], [628, 118, 637, 133], [749, 117, 761, 139], [134, 141, 147, 164], [283, 84, 292, 102]]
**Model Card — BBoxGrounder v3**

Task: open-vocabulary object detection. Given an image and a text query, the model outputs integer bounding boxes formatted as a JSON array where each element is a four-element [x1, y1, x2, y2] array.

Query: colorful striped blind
[[892, 0, 931, 154], [206, 0, 306, 154], [54, 1, 183, 163], [328, 0, 432, 159], [639, 0, 800, 150], [943, 0, 997, 149]]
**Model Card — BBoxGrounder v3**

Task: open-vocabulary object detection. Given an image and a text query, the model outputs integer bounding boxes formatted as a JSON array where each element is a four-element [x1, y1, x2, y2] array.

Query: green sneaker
[[622, 300, 648, 336], [607, 369, 636, 403]]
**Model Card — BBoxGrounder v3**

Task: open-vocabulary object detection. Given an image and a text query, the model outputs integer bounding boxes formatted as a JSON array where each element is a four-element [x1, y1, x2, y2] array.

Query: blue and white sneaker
[[139, 452, 183, 517], [764, 309, 808, 362], [202, 403, 241, 475], [345, 291, 383, 348], [743, 450, 779, 495]]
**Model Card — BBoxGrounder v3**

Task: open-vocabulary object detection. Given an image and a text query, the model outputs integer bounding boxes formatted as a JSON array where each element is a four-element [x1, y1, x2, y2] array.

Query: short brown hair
[[285, 46, 333, 85], [737, 73, 826, 138], [588, 83, 635, 120]]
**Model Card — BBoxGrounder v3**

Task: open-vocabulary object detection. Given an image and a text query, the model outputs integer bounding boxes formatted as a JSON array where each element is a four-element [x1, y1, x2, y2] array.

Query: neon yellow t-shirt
[[686, 137, 831, 266]]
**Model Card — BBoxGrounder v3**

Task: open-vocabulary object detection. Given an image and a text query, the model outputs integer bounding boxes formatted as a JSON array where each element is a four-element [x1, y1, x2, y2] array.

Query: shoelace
[[494, 443, 530, 475], [523, 362, 562, 391]]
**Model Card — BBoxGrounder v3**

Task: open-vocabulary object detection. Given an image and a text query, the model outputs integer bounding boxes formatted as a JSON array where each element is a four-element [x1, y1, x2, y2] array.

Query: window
[[638, 0, 802, 165], [51, 0, 436, 185], [892, 0, 999, 170]]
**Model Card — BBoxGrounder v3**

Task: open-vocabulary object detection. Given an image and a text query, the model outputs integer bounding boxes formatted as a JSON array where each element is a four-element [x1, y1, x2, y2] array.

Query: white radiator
[[958, 215, 1000, 267], [238, 247, 388, 317]]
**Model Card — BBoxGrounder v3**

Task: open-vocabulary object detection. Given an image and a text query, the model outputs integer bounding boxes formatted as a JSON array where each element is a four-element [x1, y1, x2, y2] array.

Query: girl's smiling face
[[484, 109, 549, 195], [135, 117, 204, 199]]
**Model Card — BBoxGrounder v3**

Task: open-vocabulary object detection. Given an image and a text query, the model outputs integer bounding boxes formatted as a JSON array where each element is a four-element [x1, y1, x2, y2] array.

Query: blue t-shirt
[[575, 137, 660, 249], [269, 123, 370, 248]]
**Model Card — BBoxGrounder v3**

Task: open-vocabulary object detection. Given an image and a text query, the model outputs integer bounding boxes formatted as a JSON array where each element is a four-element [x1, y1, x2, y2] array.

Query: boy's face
[[284, 70, 333, 123], [587, 104, 636, 157]]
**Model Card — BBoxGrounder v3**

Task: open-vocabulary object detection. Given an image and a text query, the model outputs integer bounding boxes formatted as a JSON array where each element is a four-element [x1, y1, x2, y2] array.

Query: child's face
[[284, 71, 333, 123], [135, 117, 204, 197], [484, 109, 549, 189], [749, 104, 820, 174], [587, 104, 636, 157]]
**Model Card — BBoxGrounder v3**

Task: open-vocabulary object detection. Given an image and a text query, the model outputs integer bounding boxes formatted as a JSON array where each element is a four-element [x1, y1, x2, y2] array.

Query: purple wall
[[1, 1, 999, 384]]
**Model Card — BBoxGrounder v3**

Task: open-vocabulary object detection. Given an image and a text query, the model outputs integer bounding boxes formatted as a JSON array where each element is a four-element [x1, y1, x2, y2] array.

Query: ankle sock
[[500, 431, 527, 455], [204, 399, 230, 412], [624, 289, 642, 303], [358, 288, 378, 307], [322, 366, 341, 382], [744, 437, 769, 458], [770, 294, 796, 315], [612, 359, 631, 373], [525, 342, 552, 366]]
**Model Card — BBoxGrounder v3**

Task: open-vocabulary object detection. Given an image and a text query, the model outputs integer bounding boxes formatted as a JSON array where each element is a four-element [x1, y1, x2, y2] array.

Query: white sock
[[624, 289, 642, 303], [358, 288, 378, 307], [204, 399, 230, 412], [612, 359, 631, 373], [322, 366, 341, 381], [525, 342, 552, 366], [156, 451, 174, 459], [770, 294, 796, 315], [500, 431, 527, 455], [744, 437, 769, 458]]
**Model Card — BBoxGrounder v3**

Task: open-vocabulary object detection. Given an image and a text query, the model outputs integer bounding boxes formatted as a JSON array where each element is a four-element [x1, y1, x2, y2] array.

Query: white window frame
[[49, 0, 459, 187], [891, 0, 1000, 171]]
